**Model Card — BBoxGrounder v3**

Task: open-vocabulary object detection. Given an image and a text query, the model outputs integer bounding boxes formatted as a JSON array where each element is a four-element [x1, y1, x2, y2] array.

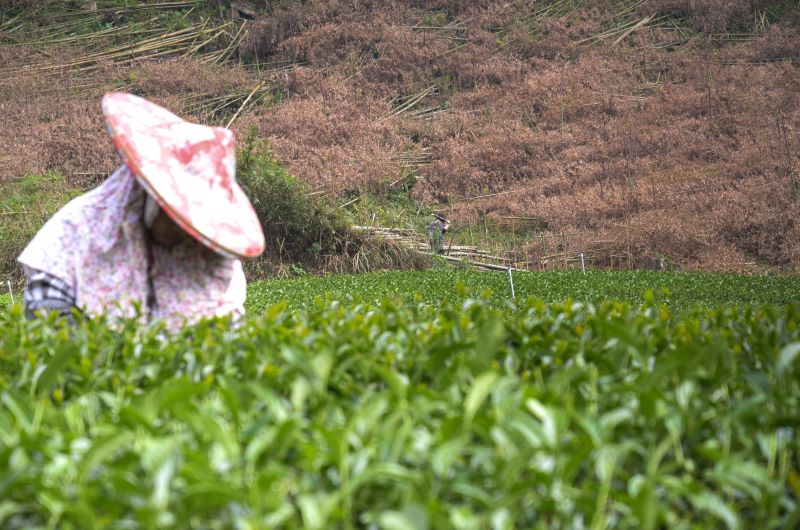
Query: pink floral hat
[[102, 92, 265, 259]]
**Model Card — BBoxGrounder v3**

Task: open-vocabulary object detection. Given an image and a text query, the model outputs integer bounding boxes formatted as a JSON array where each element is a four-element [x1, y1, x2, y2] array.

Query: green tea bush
[[237, 130, 351, 264], [0, 294, 798, 529], [247, 269, 800, 314]]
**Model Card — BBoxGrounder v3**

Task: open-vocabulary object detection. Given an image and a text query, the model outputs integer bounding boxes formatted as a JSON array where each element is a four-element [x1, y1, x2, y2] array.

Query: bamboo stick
[[430, 42, 469, 59], [16, 18, 231, 70], [226, 81, 265, 129], [459, 190, 514, 202], [339, 197, 360, 209], [183, 17, 210, 57], [611, 14, 655, 47], [214, 20, 248, 65], [380, 85, 436, 120], [573, 12, 672, 47], [209, 94, 247, 115], [185, 28, 228, 57], [27, 24, 125, 45], [435, 254, 524, 272], [22, 25, 227, 72], [45, 2, 196, 20], [0, 14, 23, 31], [26, 25, 203, 67]]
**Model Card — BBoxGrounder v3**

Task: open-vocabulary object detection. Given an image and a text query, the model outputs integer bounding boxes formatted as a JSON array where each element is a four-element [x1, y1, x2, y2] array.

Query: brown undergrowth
[[1, 0, 798, 273]]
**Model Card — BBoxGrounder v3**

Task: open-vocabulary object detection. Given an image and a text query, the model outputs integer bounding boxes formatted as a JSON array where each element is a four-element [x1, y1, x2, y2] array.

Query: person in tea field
[[426, 212, 450, 255], [17, 92, 265, 331]]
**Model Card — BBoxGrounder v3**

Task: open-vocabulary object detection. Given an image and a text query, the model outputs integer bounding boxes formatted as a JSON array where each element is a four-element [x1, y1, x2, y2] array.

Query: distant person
[[17, 92, 265, 331], [426, 213, 450, 255]]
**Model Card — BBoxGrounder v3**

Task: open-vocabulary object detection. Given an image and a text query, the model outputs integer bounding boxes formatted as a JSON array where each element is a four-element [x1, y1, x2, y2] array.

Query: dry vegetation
[[1, 0, 798, 273]]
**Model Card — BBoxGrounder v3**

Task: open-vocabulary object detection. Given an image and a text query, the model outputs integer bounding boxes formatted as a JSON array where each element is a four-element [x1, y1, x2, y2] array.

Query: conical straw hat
[[102, 92, 265, 259]]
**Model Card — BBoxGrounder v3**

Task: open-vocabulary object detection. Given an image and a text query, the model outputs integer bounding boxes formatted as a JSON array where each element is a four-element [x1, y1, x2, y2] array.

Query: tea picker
[[426, 212, 450, 255], [18, 93, 265, 331]]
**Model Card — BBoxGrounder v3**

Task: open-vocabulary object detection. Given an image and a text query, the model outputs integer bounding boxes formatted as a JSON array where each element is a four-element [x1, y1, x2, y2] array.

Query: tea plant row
[[246, 269, 800, 313], [0, 292, 798, 529]]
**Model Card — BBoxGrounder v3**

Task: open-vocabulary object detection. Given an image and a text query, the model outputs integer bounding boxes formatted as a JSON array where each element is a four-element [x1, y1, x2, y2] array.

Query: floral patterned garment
[[17, 165, 246, 331]]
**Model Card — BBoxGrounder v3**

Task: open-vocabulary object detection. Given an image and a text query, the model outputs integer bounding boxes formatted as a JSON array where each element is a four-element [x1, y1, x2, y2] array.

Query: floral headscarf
[[18, 165, 246, 330]]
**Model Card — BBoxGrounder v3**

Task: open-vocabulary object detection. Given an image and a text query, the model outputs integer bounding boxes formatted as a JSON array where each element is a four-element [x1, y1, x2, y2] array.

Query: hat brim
[[102, 92, 265, 259]]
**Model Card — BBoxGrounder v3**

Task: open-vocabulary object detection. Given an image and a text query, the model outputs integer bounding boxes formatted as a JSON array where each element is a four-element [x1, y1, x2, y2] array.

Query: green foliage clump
[[0, 172, 81, 281], [0, 295, 798, 528], [236, 129, 354, 269]]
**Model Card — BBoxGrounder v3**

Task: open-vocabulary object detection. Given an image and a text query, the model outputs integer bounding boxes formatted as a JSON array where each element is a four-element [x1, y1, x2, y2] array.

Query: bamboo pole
[[226, 81, 265, 129], [183, 17, 210, 57], [459, 189, 513, 203], [380, 85, 436, 120], [44, 1, 196, 20], [9, 20, 234, 74], [215, 20, 248, 65]]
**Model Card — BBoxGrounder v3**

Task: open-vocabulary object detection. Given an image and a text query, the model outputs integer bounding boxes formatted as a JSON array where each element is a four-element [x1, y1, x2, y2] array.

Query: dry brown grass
[[2, 0, 798, 272], [0, 57, 263, 186]]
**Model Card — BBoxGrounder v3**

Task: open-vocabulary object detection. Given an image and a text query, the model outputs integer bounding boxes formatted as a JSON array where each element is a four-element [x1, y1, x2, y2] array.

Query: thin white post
[[6, 280, 13, 306], [507, 266, 515, 299], [580, 252, 586, 275]]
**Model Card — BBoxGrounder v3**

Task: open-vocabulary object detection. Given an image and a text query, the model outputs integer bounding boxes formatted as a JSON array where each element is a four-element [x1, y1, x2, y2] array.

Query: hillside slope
[[1, 0, 798, 273]]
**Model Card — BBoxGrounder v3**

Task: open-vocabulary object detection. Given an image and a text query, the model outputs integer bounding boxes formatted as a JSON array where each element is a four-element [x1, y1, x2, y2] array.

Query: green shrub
[[0, 172, 81, 283], [236, 129, 355, 271], [0, 295, 798, 528]]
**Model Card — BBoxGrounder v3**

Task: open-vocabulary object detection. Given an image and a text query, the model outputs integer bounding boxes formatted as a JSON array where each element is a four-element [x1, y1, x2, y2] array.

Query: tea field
[[245, 269, 800, 312], [0, 270, 799, 529]]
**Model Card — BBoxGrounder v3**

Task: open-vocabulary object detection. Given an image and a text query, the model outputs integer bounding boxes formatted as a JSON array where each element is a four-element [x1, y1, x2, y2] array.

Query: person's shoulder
[[47, 184, 115, 228], [50, 188, 90, 214], [16, 189, 102, 279]]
